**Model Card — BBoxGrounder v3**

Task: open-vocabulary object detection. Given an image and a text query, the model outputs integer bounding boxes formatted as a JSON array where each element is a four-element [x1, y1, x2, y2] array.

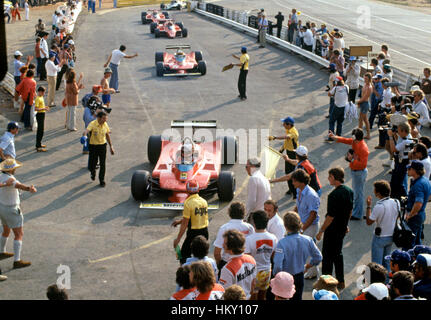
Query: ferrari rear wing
[[171, 120, 217, 129], [165, 45, 191, 50]]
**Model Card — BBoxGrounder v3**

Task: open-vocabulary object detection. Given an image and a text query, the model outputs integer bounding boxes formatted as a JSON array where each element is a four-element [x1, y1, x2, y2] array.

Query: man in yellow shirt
[[34, 86, 50, 152], [269, 117, 299, 198], [232, 47, 249, 101], [82, 111, 115, 187], [172, 180, 209, 264]]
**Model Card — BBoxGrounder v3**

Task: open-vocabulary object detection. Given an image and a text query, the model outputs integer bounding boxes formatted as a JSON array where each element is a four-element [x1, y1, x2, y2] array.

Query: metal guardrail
[[195, 2, 419, 91], [0, 73, 15, 96]]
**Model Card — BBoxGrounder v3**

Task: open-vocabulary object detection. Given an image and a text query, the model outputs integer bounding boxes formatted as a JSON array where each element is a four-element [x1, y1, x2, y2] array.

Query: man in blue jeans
[[405, 160, 431, 249], [366, 180, 399, 272], [103, 45, 138, 93]]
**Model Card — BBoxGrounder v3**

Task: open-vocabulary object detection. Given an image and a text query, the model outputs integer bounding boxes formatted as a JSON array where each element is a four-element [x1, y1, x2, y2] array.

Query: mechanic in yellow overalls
[[172, 180, 209, 264]]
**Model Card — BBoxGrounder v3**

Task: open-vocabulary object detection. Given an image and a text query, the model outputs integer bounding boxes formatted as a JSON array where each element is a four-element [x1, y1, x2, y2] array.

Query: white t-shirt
[[245, 231, 277, 271], [419, 157, 431, 180], [246, 169, 271, 215], [267, 213, 285, 241], [213, 219, 255, 262], [370, 197, 399, 237], [380, 87, 394, 109], [45, 59, 61, 77], [0, 173, 20, 206], [301, 29, 314, 46], [413, 101, 430, 127], [395, 135, 414, 160], [40, 38, 49, 59], [345, 63, 360, 90], [330, 85, 349, 108], [110, 49, 127, 65]]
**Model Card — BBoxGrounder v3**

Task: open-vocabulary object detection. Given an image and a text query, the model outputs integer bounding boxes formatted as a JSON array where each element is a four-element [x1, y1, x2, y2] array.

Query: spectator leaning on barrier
[[345, 56, 360, 103], [299, 26, 313, 52], [365, 180, 399, 272], [316, 166, 353, 290], [213, 202, 255, 277], [421, 68, 431, 107], [329, 128, 369, 220], [412, 253, 431, 300], [405, 160, 431, 249], [273, 211, 322, 301]]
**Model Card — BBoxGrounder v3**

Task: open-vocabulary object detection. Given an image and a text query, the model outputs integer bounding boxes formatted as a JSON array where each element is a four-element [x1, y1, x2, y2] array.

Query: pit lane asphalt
[[1, 5, 430, 300]]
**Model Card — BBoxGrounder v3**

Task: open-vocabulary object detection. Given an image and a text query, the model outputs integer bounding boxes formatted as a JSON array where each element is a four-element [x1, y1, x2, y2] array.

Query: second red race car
[[131, 121, 238, 207], [141, 9, 169, 26], [153, 19, 188, 38], [155, 45, 206, 77]]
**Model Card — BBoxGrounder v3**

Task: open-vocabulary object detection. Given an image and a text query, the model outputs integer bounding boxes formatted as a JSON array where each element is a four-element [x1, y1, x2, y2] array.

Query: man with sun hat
[[0, 158, 37, 269]]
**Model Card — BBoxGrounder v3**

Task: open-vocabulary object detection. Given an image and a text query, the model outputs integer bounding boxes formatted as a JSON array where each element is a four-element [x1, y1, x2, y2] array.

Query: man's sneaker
[[0, 275, 7, 281], [0, 252, 14, 260], [100, 181, 106, 187], [13, 260, 31, 269]]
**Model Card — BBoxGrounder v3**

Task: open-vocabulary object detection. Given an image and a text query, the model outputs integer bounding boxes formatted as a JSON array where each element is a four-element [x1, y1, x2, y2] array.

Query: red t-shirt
[[35, 43, 41, 58], [16, 76, 36, 103]]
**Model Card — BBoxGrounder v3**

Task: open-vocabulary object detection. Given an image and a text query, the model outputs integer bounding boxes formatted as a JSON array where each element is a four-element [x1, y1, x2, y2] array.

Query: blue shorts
[[359, 101, 369, 114], [102, 94, 111, 104]]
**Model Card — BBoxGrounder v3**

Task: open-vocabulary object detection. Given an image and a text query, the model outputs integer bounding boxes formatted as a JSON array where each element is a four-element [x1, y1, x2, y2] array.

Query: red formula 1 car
[[131, 121, 238, 207], [141, 9, 169, 26], [153, 19, 188, 38], [155, 45, 206, 77]]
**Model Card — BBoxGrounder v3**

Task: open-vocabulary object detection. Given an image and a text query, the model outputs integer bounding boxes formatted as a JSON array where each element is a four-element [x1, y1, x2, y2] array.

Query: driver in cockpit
[[175, 50, 186, 64], [177, 141, 198, 164]]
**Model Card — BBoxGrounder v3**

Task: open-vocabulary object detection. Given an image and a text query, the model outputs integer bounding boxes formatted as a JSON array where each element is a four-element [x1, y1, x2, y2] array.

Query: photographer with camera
[[388, 122, 414, 200], [365, 180, 399, 272], [404, 160, 431, 249], [328, 128, 369, 220]]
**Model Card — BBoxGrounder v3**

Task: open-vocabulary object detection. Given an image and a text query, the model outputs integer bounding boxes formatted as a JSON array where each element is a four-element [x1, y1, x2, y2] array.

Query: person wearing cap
[[104, 45, 138, 93], [82, 110, 114, 187], [45, 53, 66, 108], [0, 122, 20, 162], [412, 89, 430, 130], [387, 122, 414, 200], [100, 68, 116, 107], [15, 69, 36, 130], [365, 180, 399, 272], [270, 145, 322, 196], [231, 47, 249, 101], [273, 211, 322, 300], [345, 56, 360, 103], [171, 180, 209, 264], [0, 158, 37, 269], [270, 271, 295, 300], [245, 157, 271, 221], [408, 245, 431, 261], [316, 167, 353, 290], [354, 262, 388, 300], [327, 77, 349, 140], [386, 249, 412, 280], [405, 160, 431, 248], [269, 117, 299, 197], [13, 51, 32, 86], [258, 13, 268, 48], [368, 73, 384, 132], [213, 202, 255, 278], [39, 32, 49, 81], [361, 282, 389, 300], [82, 86, 104, 156], [329, 128, 369, 220], [391, 270, 417, 300], [412, 253, 431, 300]]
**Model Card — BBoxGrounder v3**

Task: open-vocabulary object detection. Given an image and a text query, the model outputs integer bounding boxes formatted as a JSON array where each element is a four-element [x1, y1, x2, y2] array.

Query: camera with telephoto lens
[[344, 148, 354, 162], [88, 96, 112, 114]]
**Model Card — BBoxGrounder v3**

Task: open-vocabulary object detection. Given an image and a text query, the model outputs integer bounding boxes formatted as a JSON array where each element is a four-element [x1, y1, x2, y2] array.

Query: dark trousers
[[56, 65, 68, 90], [406, 214, 424, 249], [40, 58, 48, 80], [217, 259, 227, 280], [329, 106, 345, 136], [35, 112, 45, 147], [349, 88, 357, 103], [285, 150, 297, 195], [291, 272, 304, 301], [238, 69, 248, 99], [322, 232, 345, 283], [36, 57, 42, 77], [14, 76, 21, 86], [276, 24, 282, 38], [368, 102, 380, 130], [390, 159, 408, 200], [23, 101, 32, 128], [303, 44, 313, 52], [89, 143, 107, 183], [288, 23, 296, 43], [180, 227, 209, 264]]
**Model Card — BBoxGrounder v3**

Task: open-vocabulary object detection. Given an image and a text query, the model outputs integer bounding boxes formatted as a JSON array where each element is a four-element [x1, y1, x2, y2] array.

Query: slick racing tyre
[[148, 135, 162, 164], [217, 171, 235, 202], [131, 170, 151, 201], [198, 60, 207, 76], [156, 62, 165, 77]]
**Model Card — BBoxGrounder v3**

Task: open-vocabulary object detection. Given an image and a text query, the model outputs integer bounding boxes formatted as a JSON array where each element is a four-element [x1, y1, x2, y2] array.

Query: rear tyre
[[131, 170, 151, 201], [155, 52, 164, 64], [176, 22, 184, 30], [150, 22, 157, 33], [182, 28, 188, 38], [162, 11, 169, 18], [154, 29, 161, 38], [198, 60, 207, 76], [221, 135, 238, 165], [156, 62, 164, 77], [194, 51, 203, 62], [217, 171, 235, 202], [141, 11, 147, 24], [148, 135, 162, 164]]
